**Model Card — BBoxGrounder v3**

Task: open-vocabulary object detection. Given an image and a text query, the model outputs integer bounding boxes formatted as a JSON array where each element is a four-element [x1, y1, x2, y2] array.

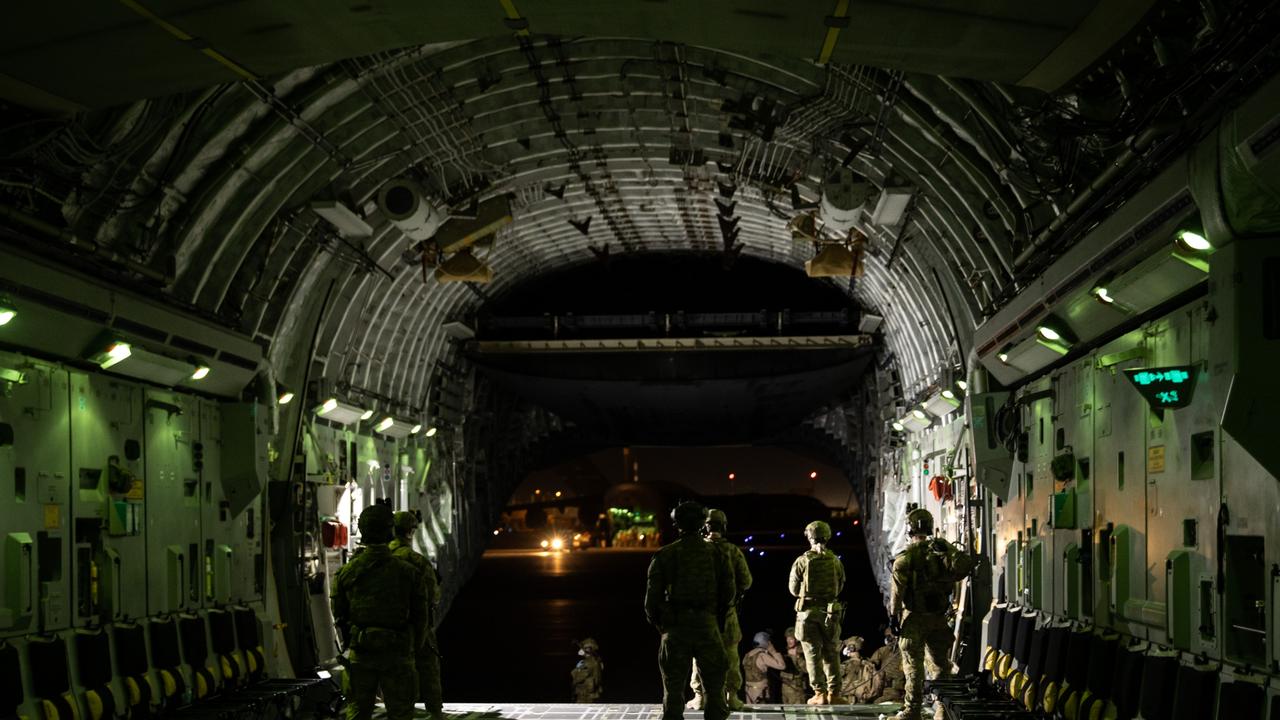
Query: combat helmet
[[706, 508, 728, 532], [842, 636, 864, 652], [804, 520, 832, 543], [753, 631, 772, 647], [907, 508, 934, 536], [393, 510, 419, 538], [671, 501, 707, 533], [578, 637, 599, 652], [358, 504, 395, 543]]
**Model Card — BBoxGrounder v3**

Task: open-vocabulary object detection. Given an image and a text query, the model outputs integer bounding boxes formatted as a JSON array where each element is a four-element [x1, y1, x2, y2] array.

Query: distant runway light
[[748, 547, 755, 553], [835, 531, 843, 537], [759, 551, 766, 556], [728, 472, 735, 480], [779, 533, 785, 539], [809, 471, 818, 479], [555, 491, 562, 498]]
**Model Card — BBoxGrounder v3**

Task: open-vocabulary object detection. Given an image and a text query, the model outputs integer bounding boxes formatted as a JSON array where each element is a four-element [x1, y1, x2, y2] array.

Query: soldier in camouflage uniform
[[331, 504, 428, 720], [571, 638, 604, 702], [839, 636, 879, 703], [779, 628, 809, 705], [688, 509, 752, 711], [741, 631, 785, 704], [889, 508, 974, 720], [645, 501, 734, 720], [868, 626, 905, 702], [788, 520, 846, 705], [389, 511, 443, 720]]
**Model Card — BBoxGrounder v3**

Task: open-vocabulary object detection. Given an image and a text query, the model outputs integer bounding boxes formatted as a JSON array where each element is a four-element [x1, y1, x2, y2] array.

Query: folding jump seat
[[1170, 658, 1218, 720], [995, 606, 1021, 687], [27, 636, 78, 720], [112, 623, 155, 718], [1, 641, 25, 720], [231, 609, 264, 683], [1006, 611, 1043, 706], [1036, 624, 1071, 715], [177, 615, 219, 701], [1054, 624, 1094, 718], [983, 605, 1007, 675], [205, 611, 244, 691], [1102, 639, 1146, 720], [1214, 668, 1265, 720], [147, 618, 187, 709], [1013, 616, 1050, 711], [1135, 646, 1178, 720], [72, 629, 116, 720], [1072, 630, 1120, 719]]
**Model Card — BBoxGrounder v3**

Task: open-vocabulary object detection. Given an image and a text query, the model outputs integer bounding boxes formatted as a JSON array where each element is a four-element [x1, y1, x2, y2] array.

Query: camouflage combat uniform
[[779, 638, 809, 704], [868, 639, 905, 702], [645, 532, 734, 720], [691, 535, 752, 706], [840, 643, 880, 703], [331, 544, 428, 720], [890, 537, 964, 719], [788, 546, 845, 698], [389, 536, 443, 717], [571, 653, 604, 702]]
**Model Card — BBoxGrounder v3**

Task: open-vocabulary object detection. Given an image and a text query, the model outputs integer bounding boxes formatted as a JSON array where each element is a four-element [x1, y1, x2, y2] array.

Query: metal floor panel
[[377, 704, 904, 720]]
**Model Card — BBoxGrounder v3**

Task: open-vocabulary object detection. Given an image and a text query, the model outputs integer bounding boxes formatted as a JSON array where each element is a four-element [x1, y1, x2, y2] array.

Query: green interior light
[[100, 342, 132, 369], [1179, 230, 1211, 251], [318, 398, 338, 415]]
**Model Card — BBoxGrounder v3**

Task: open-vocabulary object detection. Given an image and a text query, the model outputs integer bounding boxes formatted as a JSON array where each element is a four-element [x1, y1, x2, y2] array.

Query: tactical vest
[[801, 550, 840, 601], [903, 540, 960, 614], [337, 547, 416, 630], [742, 648, 769, 684], [666, 538, 719, 610]]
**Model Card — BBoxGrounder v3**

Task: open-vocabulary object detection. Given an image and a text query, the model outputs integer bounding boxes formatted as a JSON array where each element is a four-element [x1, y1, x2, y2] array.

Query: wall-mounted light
[[924, 390, 960, 417], [901, 409, 932, 432], [374, 417, 415, 439], [316, 398, 368, 425], [375, 417, 394, 432], [1172, 229, 1214, 272], [190, 365, 211, 381], [424, 426, 439, 438], [891, 421, 905, 432], [0, 304, 15, 326], [97, 341, 133, 369], [1092, 286, 1115, 304], [359, 409, 375, 421], [277, 388, 295, 405], [955, 380, 967, 391], [1035, 317, 1075, 355], [411, 424, 422, 434], [87, 337, 194, 385]]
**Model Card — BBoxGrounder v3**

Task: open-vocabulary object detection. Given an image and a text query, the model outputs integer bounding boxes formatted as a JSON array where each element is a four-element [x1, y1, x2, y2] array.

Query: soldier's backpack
[[930, 538, 978, 582], [802, 549, 841, 601]]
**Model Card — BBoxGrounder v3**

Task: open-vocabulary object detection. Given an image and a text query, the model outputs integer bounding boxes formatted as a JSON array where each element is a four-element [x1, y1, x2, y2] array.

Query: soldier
[[644, 501, 734, 720], [889, 508, 975, 720], [839, 636, 879, 703], [689, 509, 752, 711], [741, 631, 786, 704], [331, 504, 428, 720], [788, 520, 846, 705], [389, 511, 443, 720], [778, 628, 809, 705], [868, 626, 905, 703], [571, 638, 604, 702]]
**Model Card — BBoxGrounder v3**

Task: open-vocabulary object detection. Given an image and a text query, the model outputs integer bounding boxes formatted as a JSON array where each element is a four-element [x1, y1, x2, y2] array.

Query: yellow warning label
[[43, 504, 61, 529], [1147, 445, 1166, 474], [126, 479, 144, 501]]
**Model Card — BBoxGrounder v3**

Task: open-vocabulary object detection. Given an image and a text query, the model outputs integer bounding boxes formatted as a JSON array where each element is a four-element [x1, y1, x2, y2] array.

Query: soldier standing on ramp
[[688, 508, 752, 711], [645, 501, 735, 720], [889, 508, 976, 720], [389, 511, 444, 720], [788, 520, 846, 706], [331, 504, 428, 720]]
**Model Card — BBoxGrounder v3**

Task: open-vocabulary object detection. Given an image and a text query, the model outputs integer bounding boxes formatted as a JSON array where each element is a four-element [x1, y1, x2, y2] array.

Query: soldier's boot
[[826, 691, 847, 705], [685, 694, 704, 710], [890, 711, 921, 720], [806, 692, 827, 706]]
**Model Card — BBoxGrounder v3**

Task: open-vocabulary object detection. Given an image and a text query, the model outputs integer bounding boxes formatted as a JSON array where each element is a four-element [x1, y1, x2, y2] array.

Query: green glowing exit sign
[[1123, 365, 1199, 410]]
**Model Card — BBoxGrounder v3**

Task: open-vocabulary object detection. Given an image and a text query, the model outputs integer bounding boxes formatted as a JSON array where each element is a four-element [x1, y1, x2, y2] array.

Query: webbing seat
[[112, 623, 155, 718], [178, 616, 220, 701], [1137, 646, 1178, 720], [1170, 659, 1218, 720], [73, 629, 116, 720], [1, 641, 25, 720], [28, 636, 77, 720], [1215, 669, 1265, 720], [147, 617, 187, 710]]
